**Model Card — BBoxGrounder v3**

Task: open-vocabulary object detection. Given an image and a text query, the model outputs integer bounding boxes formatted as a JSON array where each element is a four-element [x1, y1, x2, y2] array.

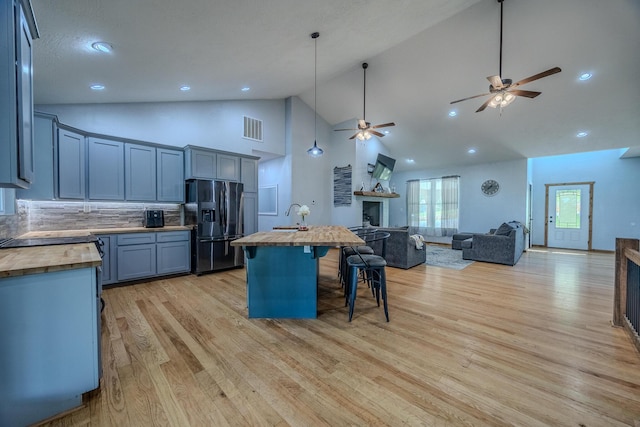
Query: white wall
[[35, 100, 286, 158], [328, 118, 393, 227], [389, 159, 529, 240], [257, 97, 332, 230], [257, 156, 290, 231], [530, 149, 640, 251]]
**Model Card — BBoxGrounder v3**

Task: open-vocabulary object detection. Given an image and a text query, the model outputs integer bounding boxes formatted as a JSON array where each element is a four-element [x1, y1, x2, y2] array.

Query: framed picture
[[258, 185, 277, 215]]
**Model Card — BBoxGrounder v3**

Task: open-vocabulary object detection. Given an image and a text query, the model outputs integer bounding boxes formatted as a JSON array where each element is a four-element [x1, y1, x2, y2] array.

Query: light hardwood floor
[[44, 247, 640, 426]]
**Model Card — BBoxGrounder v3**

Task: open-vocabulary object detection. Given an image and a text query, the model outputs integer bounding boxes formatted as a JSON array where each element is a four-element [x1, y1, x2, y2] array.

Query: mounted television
[[371, 153, 396, 181]]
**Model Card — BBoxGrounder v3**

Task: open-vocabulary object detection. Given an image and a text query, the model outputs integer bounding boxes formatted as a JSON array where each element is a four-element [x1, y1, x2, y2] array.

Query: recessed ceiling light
[[241, 87, 250, 92], [578, 72, 592, 81], [180, 85, 191, 91], [384, 130, 390, 134], [576, 131, 589, 138], [468, 148, 476, 154], [449, 110, 457, 117], [90, 84, 105, 91], [91, 42, 112, 53], [406, 159, 415, 163]]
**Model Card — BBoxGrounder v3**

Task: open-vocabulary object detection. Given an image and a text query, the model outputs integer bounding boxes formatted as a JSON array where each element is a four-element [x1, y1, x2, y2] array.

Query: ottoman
[[452, 233, 473, 250]]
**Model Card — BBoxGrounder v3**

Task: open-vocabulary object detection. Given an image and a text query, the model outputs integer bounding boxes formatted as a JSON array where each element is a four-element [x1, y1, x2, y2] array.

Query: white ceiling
[[31, 0, 640, 171]]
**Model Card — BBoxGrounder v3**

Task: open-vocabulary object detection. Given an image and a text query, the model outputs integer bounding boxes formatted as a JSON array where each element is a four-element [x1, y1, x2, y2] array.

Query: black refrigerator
[[186, 179, 245, 274]]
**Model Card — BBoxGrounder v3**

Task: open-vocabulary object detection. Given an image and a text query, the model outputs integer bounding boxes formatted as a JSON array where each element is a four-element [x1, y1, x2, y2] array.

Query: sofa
[[462, 221, 525, 266], [368, 226, 426, 269]]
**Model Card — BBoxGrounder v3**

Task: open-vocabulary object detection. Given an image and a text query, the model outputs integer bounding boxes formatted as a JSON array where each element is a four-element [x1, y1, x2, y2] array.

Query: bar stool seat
[[340, 245, 374, 288]]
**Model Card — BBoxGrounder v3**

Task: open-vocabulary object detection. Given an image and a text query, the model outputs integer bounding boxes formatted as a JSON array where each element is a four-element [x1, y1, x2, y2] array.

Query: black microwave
[[143, 210, 164, 228]]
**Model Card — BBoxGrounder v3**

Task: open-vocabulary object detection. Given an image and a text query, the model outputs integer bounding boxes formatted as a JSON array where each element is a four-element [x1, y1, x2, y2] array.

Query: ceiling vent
[[243, 116, 263, 142]]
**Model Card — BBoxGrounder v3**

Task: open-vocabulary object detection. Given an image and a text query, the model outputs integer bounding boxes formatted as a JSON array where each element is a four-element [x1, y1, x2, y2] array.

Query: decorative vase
[[299, 217, 308, 231]]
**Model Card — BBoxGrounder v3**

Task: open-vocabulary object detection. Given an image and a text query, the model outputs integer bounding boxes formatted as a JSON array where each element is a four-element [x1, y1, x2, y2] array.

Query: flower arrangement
[[297, 204, 310, 230]]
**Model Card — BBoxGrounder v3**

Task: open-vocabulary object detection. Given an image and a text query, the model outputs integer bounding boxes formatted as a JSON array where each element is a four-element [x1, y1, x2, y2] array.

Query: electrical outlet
[[83, 203, 91, 213]]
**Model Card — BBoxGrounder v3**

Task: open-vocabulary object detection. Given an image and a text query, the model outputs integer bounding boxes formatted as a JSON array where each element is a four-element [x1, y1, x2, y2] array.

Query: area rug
[[424, 245, 474, 270]]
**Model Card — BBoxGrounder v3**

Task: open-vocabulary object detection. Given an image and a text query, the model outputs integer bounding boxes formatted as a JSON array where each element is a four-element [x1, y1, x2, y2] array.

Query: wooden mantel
[[353, 191, 400, 198]]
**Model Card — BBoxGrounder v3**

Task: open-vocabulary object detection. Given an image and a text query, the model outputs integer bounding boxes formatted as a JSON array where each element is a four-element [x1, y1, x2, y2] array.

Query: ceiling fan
[[335, 62, 395, 140], [450, 0, 561, 113]]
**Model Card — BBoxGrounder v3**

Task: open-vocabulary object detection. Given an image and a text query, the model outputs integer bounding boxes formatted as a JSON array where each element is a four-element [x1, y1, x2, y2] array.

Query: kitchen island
[[231, 225, 364, 319]]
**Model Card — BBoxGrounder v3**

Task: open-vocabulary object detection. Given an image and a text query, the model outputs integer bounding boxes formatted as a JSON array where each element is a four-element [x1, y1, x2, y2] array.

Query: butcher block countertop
[[0, 243, 102, 278], [0, 226, 192, 278], [19, 225, 192, 238], [231, 225, 365, 247]]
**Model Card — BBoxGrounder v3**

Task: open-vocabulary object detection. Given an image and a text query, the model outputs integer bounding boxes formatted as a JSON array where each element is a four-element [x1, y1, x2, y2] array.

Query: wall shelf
[[353, 191, 399, 198]]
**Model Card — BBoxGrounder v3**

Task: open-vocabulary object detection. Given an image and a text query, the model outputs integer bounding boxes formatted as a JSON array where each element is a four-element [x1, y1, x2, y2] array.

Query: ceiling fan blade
[[371, 122, 395, 129], [348, 133, 359, 140], [487, 75, 503, 89], [509, 89, 541, 99], [512, 67, 562, 88], [370, 130, 385, 138], [475, 97, 493, 113], [334, 128, 358, 132], [450, 92, 491, 104]]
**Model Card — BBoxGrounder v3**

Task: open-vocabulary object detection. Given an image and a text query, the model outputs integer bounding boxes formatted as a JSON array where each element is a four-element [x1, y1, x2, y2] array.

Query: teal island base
[[243, 245, 330, 318]]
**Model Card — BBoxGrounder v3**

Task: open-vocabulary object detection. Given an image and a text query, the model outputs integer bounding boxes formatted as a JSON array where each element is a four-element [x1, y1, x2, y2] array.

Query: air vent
[[243, 116, 263, 142]]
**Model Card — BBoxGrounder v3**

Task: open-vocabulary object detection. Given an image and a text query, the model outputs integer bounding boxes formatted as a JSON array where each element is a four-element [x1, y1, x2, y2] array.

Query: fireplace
[[363, 201, 382, 227]]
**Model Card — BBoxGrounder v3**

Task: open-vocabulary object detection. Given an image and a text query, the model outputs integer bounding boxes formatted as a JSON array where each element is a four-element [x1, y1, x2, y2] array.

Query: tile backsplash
[[0, 200, 182, 238]]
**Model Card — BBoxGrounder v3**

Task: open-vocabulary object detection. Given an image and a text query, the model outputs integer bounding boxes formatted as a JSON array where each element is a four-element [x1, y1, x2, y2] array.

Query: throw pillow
[[495, 222, 514, 236]]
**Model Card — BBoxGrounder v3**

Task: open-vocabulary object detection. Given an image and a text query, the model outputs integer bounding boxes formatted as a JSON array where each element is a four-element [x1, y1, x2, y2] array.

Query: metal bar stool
[[345, 230, 390, 322], [339, 226, 375, 289]]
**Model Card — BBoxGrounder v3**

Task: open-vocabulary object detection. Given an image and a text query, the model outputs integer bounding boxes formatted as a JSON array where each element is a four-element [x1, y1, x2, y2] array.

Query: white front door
[[547, 184, 590, 250]]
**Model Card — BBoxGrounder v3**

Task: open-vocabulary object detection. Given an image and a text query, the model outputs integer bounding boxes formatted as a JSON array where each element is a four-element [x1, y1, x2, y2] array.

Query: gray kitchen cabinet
[[185, 146, 216, 179], [0, 0, 38, 189], [16, 113, 56, 200], [88, 137, 125, 200], [157, 148, 184, 202], [96, 234, 118, 285], [116, 232, 157, 281], [125, 143, 156, 201], [240, 157, 258, 192], [113, 231, 190, 283], [156, 231, 190, 275], [0, 267, 99, 426], [243, 191, 258, 236], [57, 128, 86, 199], [217, 153, 240, 181]]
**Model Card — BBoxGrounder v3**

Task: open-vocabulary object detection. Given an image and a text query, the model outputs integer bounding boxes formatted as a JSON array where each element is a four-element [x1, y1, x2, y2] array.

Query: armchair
[[369, 227, 426, 269]]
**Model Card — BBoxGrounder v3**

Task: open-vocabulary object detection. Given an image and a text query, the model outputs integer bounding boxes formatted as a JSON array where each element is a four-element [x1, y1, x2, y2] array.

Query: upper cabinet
[[125, 143, 156, 201], [240, 157, 258, 192], [157, 148, 184, 202], [0, 0, 38, 188], [217, 154, 240, 182], [58, 129, 86, 200], [185, 147, 216, 180], [185, 145, 256, 185], [88, 138, 125, 200]]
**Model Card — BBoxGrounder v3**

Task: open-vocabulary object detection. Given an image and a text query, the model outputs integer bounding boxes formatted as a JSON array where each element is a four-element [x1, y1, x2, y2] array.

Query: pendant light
[[307, 32, 324, 158]]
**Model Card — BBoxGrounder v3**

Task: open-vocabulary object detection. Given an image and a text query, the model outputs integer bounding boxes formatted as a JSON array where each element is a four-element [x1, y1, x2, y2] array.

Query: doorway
[[544, 182, 594, 250]]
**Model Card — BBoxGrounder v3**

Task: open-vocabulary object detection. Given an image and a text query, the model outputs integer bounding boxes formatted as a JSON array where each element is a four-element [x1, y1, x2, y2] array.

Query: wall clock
[[481, 179, 500, 196]]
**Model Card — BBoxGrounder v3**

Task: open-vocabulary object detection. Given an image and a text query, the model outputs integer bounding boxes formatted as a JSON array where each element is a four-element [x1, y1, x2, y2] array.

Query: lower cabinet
[[157, 232, 190, 275], [117, 243, 157, 281], [97, 234, 118, 285], [0, 267, 99, 426], [99, 230, 190, 285]]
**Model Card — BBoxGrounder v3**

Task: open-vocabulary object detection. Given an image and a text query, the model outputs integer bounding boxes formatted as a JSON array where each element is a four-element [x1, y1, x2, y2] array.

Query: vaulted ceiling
[[31, 0, 640, 171]]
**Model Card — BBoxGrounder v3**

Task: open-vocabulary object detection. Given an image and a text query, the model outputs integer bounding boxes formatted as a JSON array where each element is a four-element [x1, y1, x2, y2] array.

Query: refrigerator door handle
[[238, 191, 245, 236]]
